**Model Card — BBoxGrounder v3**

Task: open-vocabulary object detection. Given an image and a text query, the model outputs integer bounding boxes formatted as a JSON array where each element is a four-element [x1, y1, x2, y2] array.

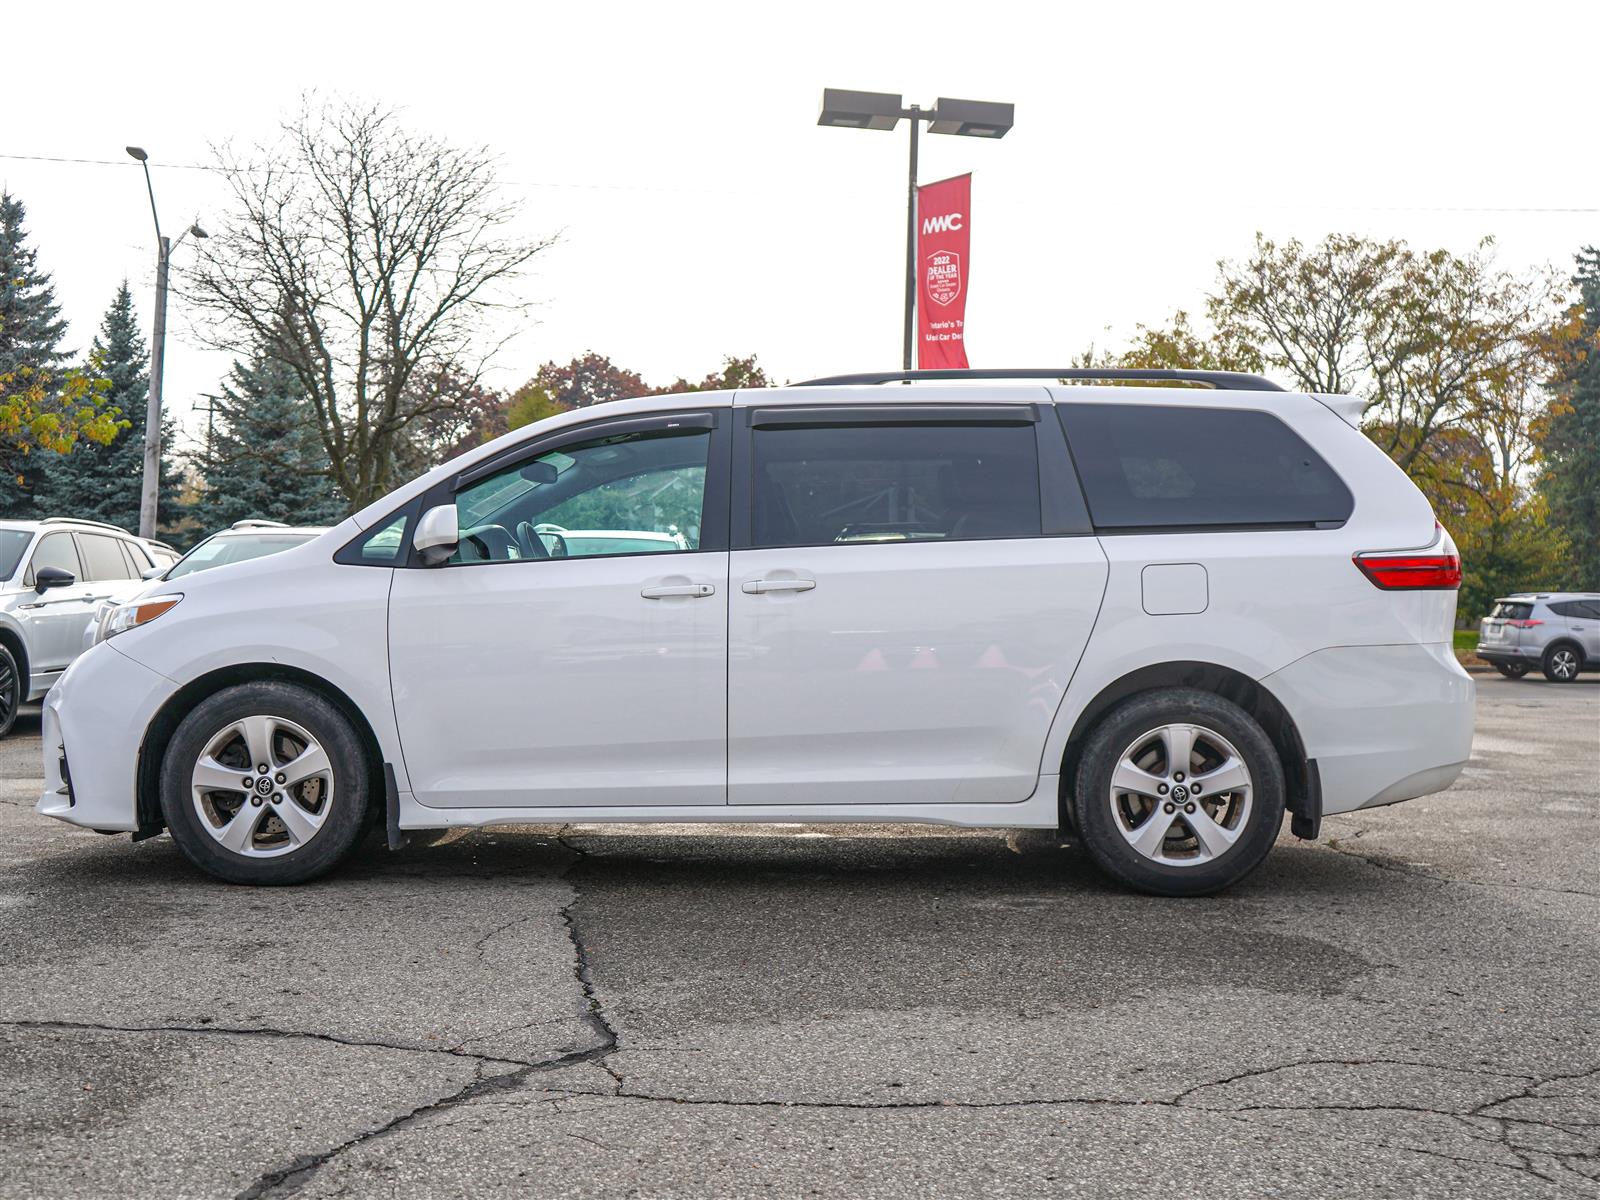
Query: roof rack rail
[[40, 517, 132, 533], [795, 368, 1285, 392], [229, 519, 291, 530]]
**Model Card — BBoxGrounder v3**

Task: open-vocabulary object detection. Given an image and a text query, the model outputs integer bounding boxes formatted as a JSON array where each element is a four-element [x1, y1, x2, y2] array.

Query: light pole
[[818, 90, 1014, 370], [125, 146, 207, 539]]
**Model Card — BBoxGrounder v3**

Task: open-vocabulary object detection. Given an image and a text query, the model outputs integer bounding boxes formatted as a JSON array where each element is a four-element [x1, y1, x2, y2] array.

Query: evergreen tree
[[32, 283, 177, 529], [192, 351, 347, 529], [1541, 248, 1600, 589], [0, 192, 71, 515]]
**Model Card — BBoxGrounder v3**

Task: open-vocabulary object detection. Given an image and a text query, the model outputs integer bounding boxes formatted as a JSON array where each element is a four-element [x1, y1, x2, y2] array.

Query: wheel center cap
[[255, 777, 275, 797], [1170, 784, 1189, 802]]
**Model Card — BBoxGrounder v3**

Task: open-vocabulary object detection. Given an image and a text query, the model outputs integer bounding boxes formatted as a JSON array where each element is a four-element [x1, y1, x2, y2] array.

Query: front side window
[[750, 422, 1041, 548], [28, 533, 81, 583], [1060, 404, 1354, 531], [452, 427, 710, 564]]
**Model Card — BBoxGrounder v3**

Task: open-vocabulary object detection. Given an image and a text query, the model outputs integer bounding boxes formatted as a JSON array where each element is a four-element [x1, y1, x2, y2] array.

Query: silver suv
[[1476, 593, 1600, 682], [0, 518, 167, 736]]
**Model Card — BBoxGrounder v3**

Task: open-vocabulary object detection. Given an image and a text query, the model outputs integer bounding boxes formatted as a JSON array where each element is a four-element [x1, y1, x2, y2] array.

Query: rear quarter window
[[1058, 403, 1354, 532]]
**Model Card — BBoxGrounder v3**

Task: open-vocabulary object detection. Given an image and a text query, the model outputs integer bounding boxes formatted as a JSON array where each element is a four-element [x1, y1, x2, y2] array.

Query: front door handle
[[641, 583, 716, 599], [741, 578, 817, 594]]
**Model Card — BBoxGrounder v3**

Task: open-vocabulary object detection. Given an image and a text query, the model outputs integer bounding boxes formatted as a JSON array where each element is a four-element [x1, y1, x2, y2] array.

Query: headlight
[[99, 594, 183, 641]]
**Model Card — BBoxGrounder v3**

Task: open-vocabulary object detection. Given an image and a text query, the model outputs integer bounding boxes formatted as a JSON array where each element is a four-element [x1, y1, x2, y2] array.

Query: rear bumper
[[1474, 646, 1537, 663], [35, 643, 174, 833], [1262, 642, 1474, 817]]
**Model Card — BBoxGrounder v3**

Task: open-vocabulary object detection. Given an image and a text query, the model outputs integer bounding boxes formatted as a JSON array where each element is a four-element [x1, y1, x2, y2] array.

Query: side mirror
[[413, 504, 460, 567], [35, 566, 75, 592], [141, 567, 165, 581]]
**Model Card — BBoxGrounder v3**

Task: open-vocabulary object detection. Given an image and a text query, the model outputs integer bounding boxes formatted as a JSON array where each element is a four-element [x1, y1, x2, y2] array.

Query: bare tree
[[189, 98, 554, 507]]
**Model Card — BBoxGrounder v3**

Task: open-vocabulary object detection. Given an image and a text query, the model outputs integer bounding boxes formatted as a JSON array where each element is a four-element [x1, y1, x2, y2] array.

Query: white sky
[[6, 0, 1597, 454]]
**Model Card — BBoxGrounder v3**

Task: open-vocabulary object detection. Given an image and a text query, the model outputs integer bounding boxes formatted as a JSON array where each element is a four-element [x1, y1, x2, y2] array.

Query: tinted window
[[452, 427, 709, 563], [78, 534, 135, 581], [0, 529, 32, 580], [1059, 404, 1353, 531], [356, 512, 411, 565], [751, 423, 1041, 547], [29, 533, 80, 581], [1579, 601, 1600, 620], [1490, 601, 1534, 620], [1548, 600, 1600, 619]]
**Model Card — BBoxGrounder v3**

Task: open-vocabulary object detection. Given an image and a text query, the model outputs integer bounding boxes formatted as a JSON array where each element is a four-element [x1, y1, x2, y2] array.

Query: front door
[[728, 403, 1108, 807], [389, 411, 730, 809], [16, 533, 99, 676]]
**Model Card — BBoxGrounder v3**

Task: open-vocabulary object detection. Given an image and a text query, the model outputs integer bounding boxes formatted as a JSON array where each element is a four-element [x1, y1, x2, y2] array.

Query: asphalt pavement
[[0, 675, 1596, 1198]]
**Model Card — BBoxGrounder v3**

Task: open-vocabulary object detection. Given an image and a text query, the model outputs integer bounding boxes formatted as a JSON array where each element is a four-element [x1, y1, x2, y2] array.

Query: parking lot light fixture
[[818, 88, 1014, 370]]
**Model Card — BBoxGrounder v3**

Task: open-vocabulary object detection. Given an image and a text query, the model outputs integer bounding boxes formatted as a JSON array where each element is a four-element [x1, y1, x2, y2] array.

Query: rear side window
[[1490, 601, 1534, 620], [78, 534, 135, 581], [750, 422, 1041, 547], [1059, 404, 1354, 531], [1548, 600, 1600, 619]]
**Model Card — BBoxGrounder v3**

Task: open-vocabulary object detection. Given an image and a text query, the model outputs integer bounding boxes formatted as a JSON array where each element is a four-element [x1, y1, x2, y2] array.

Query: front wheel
[[1542, 643, 1583, 683], [1493, 661, 1530, 679], [0, 643, 18, 738], [1071, 688, 1285, 897], [160, 682, 373, 885]]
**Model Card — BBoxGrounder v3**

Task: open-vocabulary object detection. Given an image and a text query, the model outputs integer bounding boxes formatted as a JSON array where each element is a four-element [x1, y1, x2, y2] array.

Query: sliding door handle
[[741, 578, 816, 594], [641, 583, 716, 599]]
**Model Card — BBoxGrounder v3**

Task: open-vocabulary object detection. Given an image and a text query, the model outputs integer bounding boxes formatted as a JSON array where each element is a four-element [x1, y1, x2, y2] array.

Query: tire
[[1493, 661, 1530, 679], [1071, 688, 1286, 897], [0, 643, 18, 739], [160, 682, 373, 885], [1542, 642, 1583, 683]]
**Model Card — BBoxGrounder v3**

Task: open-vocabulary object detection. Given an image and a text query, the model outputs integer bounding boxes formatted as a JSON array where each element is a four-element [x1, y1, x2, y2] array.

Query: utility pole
[[125, 146, 207, 538]]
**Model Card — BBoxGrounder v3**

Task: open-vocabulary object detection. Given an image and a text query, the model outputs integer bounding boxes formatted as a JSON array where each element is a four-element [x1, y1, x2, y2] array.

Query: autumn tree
[[530, 352, 651, 408], [188, 98, 554, 508], [1541, 248, 1600, 588], [0, 193, 124, 511], [655, 354, 772, 393]]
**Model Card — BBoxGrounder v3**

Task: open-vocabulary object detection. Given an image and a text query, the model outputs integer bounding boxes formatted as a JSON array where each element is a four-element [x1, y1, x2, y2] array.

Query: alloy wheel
[[1551, 649, 1579, 681], [1108, 723, 1254, 866], [191, 715, 335, 858]]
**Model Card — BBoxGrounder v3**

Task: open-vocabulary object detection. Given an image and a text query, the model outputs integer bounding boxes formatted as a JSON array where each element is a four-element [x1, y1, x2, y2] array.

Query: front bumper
[[35, 643, 176, 833], [1262, 642, 1475, 817]]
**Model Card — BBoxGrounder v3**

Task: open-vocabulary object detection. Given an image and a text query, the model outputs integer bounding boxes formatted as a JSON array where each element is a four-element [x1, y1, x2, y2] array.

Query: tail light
[[1353, 551, 1462, 590], [1506, 619, 1543, 629]]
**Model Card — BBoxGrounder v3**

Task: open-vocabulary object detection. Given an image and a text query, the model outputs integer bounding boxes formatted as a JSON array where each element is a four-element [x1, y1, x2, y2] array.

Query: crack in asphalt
[[232, 832, 621, 1200], [1324, 831, 1600, 902], [0, 1019, 534, 1070]]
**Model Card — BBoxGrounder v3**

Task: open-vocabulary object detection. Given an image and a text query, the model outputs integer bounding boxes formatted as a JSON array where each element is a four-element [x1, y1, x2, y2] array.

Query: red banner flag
[[916, 173, 971, 369]]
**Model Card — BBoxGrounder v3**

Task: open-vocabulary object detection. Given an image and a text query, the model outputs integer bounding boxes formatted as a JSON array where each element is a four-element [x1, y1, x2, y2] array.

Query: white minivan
[[37, 370, 1475, 895]]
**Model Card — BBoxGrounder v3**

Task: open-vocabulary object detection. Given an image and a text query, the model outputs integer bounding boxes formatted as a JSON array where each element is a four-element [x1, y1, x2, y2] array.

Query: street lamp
[[818, 90, 1014, 370], [126, 145, 208, 539]]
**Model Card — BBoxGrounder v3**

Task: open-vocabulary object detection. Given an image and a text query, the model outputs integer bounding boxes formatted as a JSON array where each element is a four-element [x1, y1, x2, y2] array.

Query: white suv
[[0, 518, 168, 738], [36, 370, 1475, 895]]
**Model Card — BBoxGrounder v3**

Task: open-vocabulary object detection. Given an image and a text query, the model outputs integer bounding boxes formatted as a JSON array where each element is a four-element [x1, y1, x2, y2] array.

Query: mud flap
[[384, 763, 407, 851], [1289, 758, 1323, 840]]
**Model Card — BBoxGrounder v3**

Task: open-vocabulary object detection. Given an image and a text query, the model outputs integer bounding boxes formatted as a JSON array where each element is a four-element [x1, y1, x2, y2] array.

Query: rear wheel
[[160, 682, 372, 885], [1072, 688, 1285, 897], [1542, 643, 1583, 683], [1493, 661, 1530, 679]]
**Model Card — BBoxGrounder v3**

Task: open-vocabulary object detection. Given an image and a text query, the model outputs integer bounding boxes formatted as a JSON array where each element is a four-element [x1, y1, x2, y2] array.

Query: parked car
[[37, 368, 1475, 895], [83, 521, 331, 651], [1475, 593, 1600, 681], [0, 518, 168, 737], [139, 538, 182, 573]]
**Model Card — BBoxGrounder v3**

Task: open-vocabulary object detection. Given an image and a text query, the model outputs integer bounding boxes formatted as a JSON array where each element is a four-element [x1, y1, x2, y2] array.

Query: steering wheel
[[460, 524, 520, 562], [515, 521, 566, 559]]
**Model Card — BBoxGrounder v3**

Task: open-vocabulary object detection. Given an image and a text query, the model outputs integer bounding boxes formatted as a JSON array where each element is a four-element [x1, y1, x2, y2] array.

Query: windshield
[[166, 533, 318, 578], [0, 529, 33, 580]]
